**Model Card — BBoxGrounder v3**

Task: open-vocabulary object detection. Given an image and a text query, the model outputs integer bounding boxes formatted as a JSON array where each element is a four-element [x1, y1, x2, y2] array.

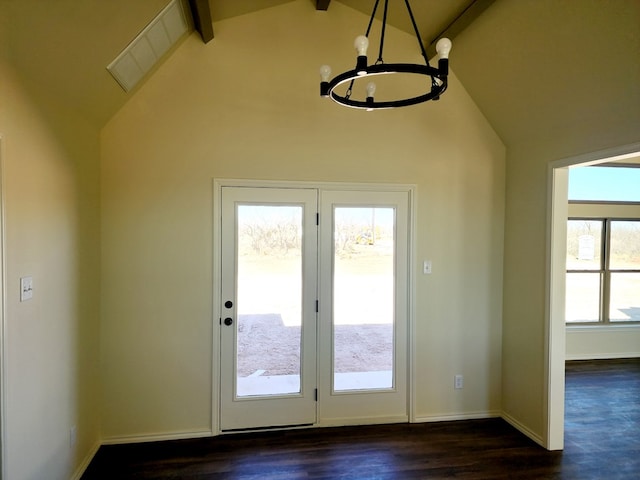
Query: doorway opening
[[546, 142, 640, 450]]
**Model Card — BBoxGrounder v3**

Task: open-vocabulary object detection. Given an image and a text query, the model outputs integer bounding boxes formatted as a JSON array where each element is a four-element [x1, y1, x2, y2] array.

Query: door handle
[[223, 317, 233, 326]]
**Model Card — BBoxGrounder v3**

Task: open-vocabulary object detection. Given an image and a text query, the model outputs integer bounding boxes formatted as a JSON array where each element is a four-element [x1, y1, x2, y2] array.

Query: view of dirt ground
[[236, 247, 395, 378], [237, 314, 392, 376], [236, 206, 395, 379]]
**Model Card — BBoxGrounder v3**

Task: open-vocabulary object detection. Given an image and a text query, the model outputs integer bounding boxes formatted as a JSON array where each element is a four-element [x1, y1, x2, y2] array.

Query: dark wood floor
[[82, 358, 640, 479]]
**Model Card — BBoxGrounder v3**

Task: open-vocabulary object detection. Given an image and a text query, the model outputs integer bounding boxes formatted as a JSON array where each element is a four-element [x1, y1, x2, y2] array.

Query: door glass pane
[[565, 272, 601, 323], [333, 207, 394, 391], [609, 273, 640, 322], [566, 220, 602, 270], [609, 221, 640, 270], [236, 205, 302, 397]]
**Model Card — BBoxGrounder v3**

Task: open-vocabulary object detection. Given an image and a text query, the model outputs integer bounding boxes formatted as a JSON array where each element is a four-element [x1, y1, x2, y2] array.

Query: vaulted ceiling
[[3, 0, 639, 149]]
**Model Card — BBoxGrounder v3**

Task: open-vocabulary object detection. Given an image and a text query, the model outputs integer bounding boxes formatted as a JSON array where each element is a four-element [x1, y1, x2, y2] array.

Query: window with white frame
[[566, 218, 640, 323]]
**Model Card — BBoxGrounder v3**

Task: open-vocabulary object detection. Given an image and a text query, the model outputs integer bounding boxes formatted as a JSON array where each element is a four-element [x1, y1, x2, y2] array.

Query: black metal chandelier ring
[[319, 0, 452, 111], [325, 63, 448, 110]]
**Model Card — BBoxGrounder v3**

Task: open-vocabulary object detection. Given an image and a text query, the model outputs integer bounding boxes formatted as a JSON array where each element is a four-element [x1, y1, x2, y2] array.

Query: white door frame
[[0, 135, 6, 478], [545, 142, 640, 450], [212, 179, 416, 434]]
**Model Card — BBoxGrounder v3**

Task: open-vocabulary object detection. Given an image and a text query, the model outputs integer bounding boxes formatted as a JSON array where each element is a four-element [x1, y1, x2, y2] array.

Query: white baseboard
[[70, 441, 101, 480], [102, 429, 213, 445], [413, 410, 501, 423], [566, 352, 640, 361], [413, 411, 546, 449], [500, 411, 544, 447]]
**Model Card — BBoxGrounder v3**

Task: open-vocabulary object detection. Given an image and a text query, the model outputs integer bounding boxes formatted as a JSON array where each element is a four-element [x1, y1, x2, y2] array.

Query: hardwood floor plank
[[563, 358, 640, 480], [82, 358, 640, 479]]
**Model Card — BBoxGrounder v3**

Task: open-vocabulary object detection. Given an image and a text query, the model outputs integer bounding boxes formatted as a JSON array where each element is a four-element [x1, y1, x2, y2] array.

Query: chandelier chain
[[404, 0, 429, 64], [345, 80, 354, 100], [376, 0, 390, 64], [365, 0, 381, 37]]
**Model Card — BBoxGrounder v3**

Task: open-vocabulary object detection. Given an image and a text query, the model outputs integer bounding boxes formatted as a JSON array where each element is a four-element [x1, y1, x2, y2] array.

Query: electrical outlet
[[454, 374, 464, 389]]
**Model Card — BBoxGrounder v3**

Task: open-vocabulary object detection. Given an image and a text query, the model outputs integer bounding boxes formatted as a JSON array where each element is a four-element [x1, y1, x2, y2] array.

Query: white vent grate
[[107, 0, 190, 92]]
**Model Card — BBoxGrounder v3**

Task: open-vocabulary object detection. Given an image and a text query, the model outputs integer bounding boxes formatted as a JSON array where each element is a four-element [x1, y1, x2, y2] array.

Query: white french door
[[318, 190, 409, 425], [219, 187, 318, 431], [218, 184, 410, 431]]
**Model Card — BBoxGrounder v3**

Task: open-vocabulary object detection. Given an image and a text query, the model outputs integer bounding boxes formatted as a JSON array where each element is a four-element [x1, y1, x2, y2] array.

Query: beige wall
[[100, 1, 505, 440], [0, 61, 101, 478], [566, 326, 640, 360]]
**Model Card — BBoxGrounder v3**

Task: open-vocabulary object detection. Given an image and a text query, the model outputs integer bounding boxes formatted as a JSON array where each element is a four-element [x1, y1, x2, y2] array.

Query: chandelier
[[319, 0, 452, 110]]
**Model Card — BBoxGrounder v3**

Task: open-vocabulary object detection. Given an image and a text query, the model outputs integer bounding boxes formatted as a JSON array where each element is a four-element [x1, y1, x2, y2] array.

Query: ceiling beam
[[426, 0, 495, 58], [316, 0, 331, 11], [189, 0, 214, 43]]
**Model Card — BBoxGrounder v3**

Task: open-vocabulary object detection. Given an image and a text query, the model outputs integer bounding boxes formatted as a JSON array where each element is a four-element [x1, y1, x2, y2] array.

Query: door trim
[[0, 135, 6, 478], [212, 179, 416, 434]]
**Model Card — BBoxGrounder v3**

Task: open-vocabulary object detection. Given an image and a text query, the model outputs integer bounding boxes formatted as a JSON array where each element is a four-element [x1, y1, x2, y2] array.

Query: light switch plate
[[20, 276, 33, 302], [423, 260, 432, 274]]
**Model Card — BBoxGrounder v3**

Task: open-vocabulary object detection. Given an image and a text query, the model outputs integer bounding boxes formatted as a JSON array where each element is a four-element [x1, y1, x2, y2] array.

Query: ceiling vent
[[107, 0, 190, 92]]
